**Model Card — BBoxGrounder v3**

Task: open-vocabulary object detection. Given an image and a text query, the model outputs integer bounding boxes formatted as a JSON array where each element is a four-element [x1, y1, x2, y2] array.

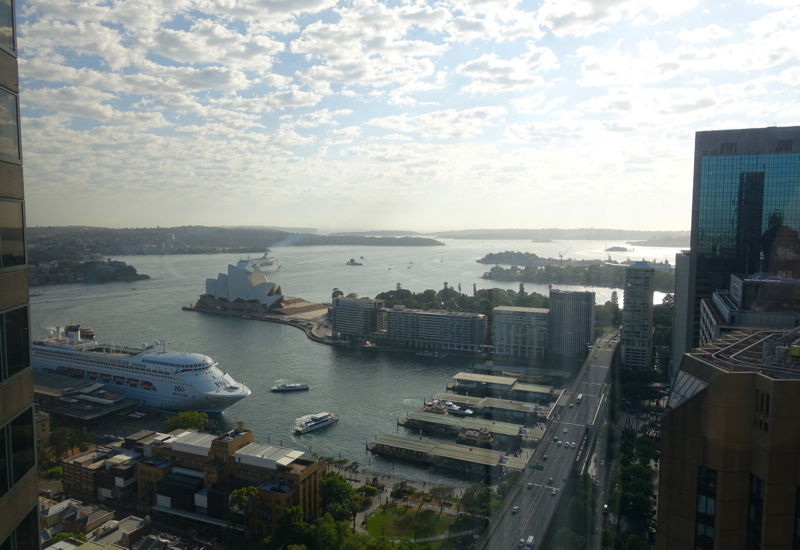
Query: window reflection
[[0, 89, 19, 161], [10, 408, 34, 485], [3, 306, 29, 379], [0, 0, 12, 53], [0, 423, 7, 501], [0, 200, 24, 268]]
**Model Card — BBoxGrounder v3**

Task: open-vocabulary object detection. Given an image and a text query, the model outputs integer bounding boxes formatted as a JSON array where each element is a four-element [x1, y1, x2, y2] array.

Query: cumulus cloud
[[367, 106, 506, 139], [457, 45, 559, 94], [677, 24, 733, 42]]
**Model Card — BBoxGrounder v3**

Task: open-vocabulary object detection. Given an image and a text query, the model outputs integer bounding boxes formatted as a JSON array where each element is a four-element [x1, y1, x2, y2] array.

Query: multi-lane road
[[475, 331, 619, 550]]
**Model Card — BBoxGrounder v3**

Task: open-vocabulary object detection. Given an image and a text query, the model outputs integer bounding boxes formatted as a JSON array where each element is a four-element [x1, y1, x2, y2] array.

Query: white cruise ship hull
[[31, 331, 251, 413]]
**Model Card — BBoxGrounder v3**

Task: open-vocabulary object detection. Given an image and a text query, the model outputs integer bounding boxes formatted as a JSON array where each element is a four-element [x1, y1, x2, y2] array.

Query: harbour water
[[29, 239, 680, 486]]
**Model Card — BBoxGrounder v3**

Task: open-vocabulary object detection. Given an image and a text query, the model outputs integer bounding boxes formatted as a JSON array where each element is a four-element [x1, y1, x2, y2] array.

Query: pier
[[398, 411, 525, 449], [429, 393, 546, 425], [446, 372, 557, 403], [367, 434, 514, 477]]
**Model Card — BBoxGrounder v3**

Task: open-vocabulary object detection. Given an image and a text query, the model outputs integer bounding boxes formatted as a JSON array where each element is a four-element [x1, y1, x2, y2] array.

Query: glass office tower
[[0, 0, 39, 546], [682, 127, 800, 350]]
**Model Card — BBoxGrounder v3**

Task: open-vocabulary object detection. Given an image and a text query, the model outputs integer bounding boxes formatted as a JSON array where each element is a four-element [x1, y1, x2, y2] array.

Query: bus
[[576, 394, 583, 404], [525, 535, 535, 549]]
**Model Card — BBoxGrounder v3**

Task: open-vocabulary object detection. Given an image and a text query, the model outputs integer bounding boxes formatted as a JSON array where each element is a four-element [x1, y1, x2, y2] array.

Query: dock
[[367, 434, 516, 477], [446, 372, 557, 403], [429, 393, 544, 425], [399, 411, 525, 449]]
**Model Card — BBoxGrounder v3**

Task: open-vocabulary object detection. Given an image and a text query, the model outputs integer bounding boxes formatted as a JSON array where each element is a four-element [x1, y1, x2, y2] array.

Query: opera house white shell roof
[[205, 265, 284, 308]]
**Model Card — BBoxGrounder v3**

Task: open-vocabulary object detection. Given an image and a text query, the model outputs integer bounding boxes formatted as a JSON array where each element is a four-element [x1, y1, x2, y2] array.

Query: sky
[[17, 0, 800, 232]]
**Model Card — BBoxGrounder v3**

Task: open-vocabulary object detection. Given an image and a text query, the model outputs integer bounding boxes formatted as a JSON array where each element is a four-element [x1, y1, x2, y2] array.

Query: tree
[[269, 506, 310, 550], [164, 411, 209, 431], [320, 472, 360, 523], [332, 288, 343, 298], [461, 483, 492, 514], [52, 533, 87, 543], [429, 486, 454, 514], [228, 486, 261, 534], [50, 427, 72, 460], [611, 290, 619, 306], [626, 534, 647, 550], [38, 445, 54, 472], [345, 292, 358, 299], [553, 527, 581, 550]]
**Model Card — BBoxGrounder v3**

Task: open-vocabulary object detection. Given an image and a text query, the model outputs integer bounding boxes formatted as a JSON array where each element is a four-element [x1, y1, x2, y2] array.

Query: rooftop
[[235, 443, 304, 469], [382, 308, 486, 318], [494, 306, 549, 314], [690, 327, 800, 380], [452, 372, 517, 386], [167, 431, 216, 456]]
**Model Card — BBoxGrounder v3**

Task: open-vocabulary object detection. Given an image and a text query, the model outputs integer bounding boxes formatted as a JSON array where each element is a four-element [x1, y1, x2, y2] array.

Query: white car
[[600, 460, 605, 466], [571, 442, 576, 449], [557, 441, 562, 447], [511, 506, 520, 514], [563, 428, 568, 433]]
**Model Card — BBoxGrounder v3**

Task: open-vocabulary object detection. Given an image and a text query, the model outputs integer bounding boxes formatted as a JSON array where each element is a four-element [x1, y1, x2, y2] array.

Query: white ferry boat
[[294, 412, 339, 434], [31, 324, 251, 413], [236, 249, 281, 274]]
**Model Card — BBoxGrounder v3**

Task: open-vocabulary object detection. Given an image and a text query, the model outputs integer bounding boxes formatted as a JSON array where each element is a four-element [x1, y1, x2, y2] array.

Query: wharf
[[446, 372, 556, 403], [367, 434, 511, 477], [399, 411, 525, 447], [429, 393, 543, 425]]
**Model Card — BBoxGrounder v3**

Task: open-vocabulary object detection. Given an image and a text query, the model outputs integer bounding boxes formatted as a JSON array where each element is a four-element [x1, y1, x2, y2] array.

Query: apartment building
[[330, 297, 384, 338], [492, 306, 549, 360], [547, 289, 595, 357], [378, 306, 487, 351], [622, 262, 655, 369]]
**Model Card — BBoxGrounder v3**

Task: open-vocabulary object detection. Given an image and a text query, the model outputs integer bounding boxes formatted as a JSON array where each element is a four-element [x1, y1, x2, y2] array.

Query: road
[[476, 331, 619, 550]]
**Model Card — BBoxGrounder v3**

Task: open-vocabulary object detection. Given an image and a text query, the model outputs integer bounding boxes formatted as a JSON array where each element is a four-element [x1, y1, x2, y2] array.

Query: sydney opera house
[[203, 265, 285, 309]]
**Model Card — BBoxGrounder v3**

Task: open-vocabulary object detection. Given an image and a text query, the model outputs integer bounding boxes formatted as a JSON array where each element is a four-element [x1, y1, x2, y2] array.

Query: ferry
[[31, 324, 251, 413], [271, 383, 310, 392], [456, 427, 494, 448], [236, 249, 281, 274], [294, 412, 339, 434], [346, 258, 363, 266]]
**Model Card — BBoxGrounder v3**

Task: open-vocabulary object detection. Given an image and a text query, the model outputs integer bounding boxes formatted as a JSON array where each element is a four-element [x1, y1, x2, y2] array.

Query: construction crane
[[559, 247, 571, 266]]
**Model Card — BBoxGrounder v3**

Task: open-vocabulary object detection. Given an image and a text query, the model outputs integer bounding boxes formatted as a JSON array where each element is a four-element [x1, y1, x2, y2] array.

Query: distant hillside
[[331, 230, 421, 237], [432, 228, 690, 241], [26, 226, 443, 262]]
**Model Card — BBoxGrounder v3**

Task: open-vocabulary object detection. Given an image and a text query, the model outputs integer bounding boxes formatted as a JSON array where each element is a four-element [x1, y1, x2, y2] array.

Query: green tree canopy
[[164, 411, 209, 431], [320, 472, 360, 523]]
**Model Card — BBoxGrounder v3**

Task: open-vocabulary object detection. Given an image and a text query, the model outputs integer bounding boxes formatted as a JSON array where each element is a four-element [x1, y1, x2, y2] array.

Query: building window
[[0, 506, 37, 550], [1, 306, 30, 382], [0, 407, 34, 504], [755, 390, 770, 432], [0, 200, 24, 270], [747, 474, 765, 550], [695, 466, 717, 550], [794, 487, 800, 550], [0, 0, 13, 54], [0, 88, 19, 162]]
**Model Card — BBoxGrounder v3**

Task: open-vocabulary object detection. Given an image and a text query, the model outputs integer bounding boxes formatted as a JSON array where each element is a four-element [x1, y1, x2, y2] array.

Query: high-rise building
[[377, 306, 487, 351], [658, 327, 800, 550], [681, 126, 800, 351], [671, 250, 692, 382], [492, 306, 548, 360], [622, 262, 655, 369], [330, 297, 384, 338], [547, 289, 595, 357], [0, 0, 39, 546]]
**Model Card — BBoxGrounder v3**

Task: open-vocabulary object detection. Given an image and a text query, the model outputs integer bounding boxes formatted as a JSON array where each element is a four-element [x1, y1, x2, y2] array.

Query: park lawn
[[366, 505, 455, 539]]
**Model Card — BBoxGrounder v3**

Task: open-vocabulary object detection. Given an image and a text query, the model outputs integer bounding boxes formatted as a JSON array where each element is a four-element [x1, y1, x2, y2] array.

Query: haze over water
[[30, 239, 678, 486]]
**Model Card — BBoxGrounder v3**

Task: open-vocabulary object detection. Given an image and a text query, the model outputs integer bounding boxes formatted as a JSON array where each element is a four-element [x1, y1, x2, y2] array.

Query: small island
[[29, 259, 150, 287], [605, 246, 629, 252]]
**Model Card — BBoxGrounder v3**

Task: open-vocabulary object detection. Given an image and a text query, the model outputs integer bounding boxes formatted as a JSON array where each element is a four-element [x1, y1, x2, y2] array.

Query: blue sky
[[16, 0, 800, 232]]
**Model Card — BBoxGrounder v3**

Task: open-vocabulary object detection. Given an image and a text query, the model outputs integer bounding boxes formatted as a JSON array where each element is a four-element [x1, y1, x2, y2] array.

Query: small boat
[[295, 412, 339, 434], [346, 258, 363, 266], [422, 399, 448, 414], [29, 290, 44, 297], [271, 383, 310, 392]]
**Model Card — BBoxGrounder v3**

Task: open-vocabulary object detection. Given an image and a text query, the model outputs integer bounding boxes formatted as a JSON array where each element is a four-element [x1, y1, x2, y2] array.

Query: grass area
[[366, 505, 456, 539]]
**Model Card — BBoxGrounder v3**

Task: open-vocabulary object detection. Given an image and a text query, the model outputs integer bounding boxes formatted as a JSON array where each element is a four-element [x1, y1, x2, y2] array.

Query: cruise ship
[[31, 325, 251, 413], [294, 412, 339, 434], [236, 249, 281, 274]]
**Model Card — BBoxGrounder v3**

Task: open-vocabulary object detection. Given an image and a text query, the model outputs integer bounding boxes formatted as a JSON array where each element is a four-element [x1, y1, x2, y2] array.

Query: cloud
[[457, 45, 558, 94], [511, 93, 546, 113], [367, 106, 506, 139], [676, 24, 733, 43], [294, 108, 353, 127]]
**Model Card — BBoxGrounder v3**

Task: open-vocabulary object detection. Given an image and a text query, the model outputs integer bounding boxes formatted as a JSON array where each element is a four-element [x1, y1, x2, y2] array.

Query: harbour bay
[[29, 239, 678, 486]]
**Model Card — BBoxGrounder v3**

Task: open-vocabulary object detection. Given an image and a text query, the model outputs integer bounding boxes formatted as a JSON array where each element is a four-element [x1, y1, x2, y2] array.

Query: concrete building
[[699, 274, 800, 345], [61, 446, 143, 504], [0, 0, 37, 546], [377, 306, 487, 351], [682, 126, 800, 351], [138, 423, 326, 538], [658, 327, 800, 550], [492, 306, 549, 360], [622, 262, 655, 370], [547, 289, 595, 357], [330, 297, 384, 338]]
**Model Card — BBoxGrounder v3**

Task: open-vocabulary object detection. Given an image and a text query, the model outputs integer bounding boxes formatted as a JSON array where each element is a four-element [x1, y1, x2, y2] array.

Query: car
[[557, 441, 562, 446], [603, 504, 609, 514], [600, 460, 605, 466], [547, 478, 553, 485], [543, 455, 548, 460], [518, 540, 525, 548], [569, 403, 574, 408], [527, 483, 533, 490], [551, 489, 557, 496], [571, 442, 576, 449], [511, 506, 520, 514], [563, 428, 568, 433]]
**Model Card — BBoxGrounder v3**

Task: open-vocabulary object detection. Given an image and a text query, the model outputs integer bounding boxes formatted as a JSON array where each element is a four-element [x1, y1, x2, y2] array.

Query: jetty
[[398, 411, 525, 449], [446, 372, 556, 402], [429, 393, 545, 425], [368, 434, 526, 477]]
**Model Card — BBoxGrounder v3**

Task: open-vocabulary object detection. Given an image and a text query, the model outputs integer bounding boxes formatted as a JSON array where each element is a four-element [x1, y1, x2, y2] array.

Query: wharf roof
[[494, 306, 549, 314], [511, 383, 553, 394], [473, 364, 570, 378], [481, 397, 538, 414], [503, 456, 528, 471], [405, 411, 522, 437], [371, 434, 436, 454], [452, 372, 517, 386], [430, 442, 504, 467]]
